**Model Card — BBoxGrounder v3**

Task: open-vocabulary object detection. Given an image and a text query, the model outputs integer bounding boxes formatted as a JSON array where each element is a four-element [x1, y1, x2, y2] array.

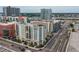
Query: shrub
[[29, 42, 34, 47], [70, 23, 74, 28], [24, 41, 28, 45], [72, 28, 75, 32], [34, 42, 37, 46], [43, 41, 47, 45], [15, 39, 22, 43]]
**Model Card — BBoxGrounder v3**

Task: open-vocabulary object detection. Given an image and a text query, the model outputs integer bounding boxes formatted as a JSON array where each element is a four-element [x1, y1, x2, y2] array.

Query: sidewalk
[[66, 31, 79, 52]]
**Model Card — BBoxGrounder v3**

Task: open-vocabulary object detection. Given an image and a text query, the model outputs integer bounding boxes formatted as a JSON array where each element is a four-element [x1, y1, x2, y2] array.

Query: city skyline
[[0, 6, 79, 52], [0, 6, 79, 13]]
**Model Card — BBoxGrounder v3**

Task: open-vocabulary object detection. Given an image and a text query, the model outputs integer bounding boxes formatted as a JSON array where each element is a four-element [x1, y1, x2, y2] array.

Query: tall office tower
[[40, 9, 52, 20], [3, 6, 20, 16]]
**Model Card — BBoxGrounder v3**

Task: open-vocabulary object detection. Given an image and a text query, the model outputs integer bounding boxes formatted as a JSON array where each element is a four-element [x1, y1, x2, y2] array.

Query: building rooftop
[[67, 31, 79, 52], [30, 20, 52, 25], [53, 20, 61, 23], [0, 22, 16, 25]]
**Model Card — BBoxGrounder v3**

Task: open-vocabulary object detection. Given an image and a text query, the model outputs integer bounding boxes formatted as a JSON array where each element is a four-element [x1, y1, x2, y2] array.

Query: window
[[3, 29, 9, 39]]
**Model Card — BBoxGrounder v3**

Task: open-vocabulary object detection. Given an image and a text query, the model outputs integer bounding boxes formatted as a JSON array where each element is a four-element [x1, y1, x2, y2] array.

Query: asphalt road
[[42, 23, 69, 52], [44, 29, 62, 49], [0, 39, 37, 52]]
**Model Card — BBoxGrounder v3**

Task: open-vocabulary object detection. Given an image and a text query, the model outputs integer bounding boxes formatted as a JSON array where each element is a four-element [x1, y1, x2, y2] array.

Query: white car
[[0, 45, 2, 47]]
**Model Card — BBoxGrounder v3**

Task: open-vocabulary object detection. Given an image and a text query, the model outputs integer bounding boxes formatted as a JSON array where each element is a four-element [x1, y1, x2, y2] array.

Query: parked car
[[11, 44, 14, 46]]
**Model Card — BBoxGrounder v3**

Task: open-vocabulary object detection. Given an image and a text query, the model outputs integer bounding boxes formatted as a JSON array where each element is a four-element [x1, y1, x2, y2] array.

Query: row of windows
[[0, 17, 27, 24]]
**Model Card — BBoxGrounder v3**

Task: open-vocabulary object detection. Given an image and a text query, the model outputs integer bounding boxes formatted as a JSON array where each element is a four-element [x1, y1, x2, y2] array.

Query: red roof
[[18, 16, 26, 20]]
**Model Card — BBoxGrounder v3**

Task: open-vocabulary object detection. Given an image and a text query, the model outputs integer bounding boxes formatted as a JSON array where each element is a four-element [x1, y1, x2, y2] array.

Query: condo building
[[40, 9, 52, 20], [0, 16, 27, 41], [3, 6, 20, 16], [29, 20, 53, 45]]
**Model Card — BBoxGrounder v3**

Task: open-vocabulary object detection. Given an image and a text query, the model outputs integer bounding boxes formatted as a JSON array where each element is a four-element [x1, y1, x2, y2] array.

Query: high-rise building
[[29, 20, 53, 45], [31, 24, 47, 45], [40, 9, 52, 20], [3, 6, 20, 16]]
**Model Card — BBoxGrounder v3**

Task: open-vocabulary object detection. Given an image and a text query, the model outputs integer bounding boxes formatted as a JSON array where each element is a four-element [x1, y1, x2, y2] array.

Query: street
[[41, 23, 70, 52]]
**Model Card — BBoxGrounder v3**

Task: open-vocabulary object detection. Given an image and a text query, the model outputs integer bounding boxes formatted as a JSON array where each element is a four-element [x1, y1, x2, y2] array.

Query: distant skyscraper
[[40, 9, 52, 20], [3, 6, 20, 16]]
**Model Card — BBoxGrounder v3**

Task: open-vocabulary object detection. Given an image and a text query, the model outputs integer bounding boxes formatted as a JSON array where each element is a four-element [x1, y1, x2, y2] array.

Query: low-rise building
[[74, 21, 79, 31]]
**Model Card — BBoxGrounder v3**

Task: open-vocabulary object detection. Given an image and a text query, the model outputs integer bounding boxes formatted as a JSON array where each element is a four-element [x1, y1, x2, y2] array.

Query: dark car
[[11, 44, 14, 46], [20, 48, 25, 52], [25, 46, 28, 48]]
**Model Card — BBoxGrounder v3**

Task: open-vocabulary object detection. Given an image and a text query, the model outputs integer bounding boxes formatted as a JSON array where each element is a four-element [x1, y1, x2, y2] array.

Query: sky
[[1, 6, 79, 13]]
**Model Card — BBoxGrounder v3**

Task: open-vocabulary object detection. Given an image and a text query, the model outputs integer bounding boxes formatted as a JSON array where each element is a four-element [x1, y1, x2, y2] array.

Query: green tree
[[39, 44, 44, 48], [43, 41, 46, 45], [15, 39, 22, 43], [34, 42, 37, 46], [70, 23, 74, 28], [45, 37, 49, 42], [29, 42, 34, 47], [24, 41, 28, 45], [72, 28, 75, 32]]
